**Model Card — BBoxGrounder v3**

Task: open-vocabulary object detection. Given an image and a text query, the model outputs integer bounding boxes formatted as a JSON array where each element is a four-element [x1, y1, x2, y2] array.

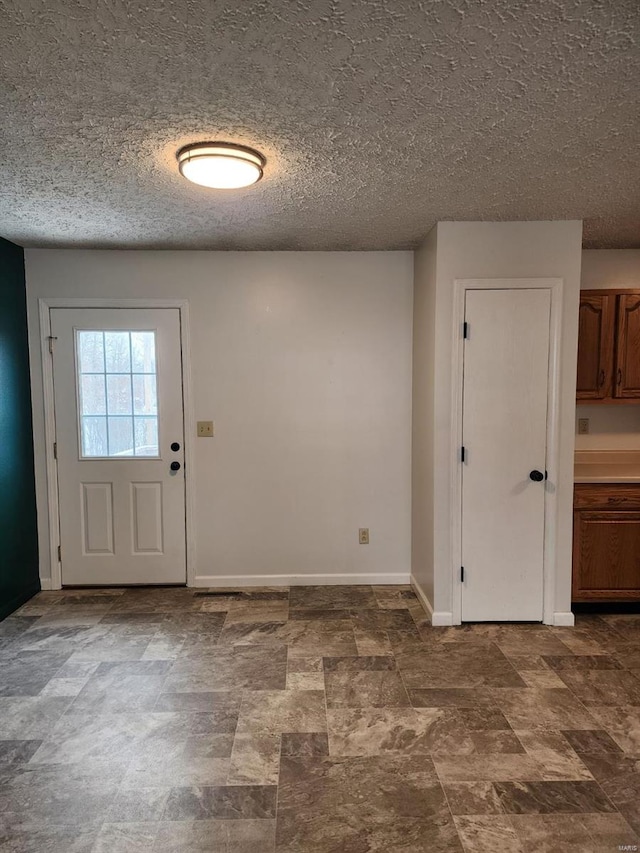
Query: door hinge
[[57, 545, 62, 562], [461, 446, 466, 463], [53, 442, 57, 460], [47, 335, 58, 354], [463, 321, 469, 339], [461, 566, 465, 583]]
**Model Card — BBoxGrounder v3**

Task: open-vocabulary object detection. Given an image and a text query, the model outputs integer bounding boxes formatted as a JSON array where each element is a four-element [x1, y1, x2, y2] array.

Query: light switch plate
[[197, 421, 214, 437]]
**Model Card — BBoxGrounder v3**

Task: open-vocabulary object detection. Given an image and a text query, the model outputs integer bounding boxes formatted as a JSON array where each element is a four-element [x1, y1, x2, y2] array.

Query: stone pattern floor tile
[[285, 671, 324, 690], [509, 813, 638, 853], [493, 780, 616, 814], [443, 781, 507, 815], [453, 814, 524, 852], [0, 588, 639, 850], [227, 733, 281, 785], [153, 819, 276, 852]]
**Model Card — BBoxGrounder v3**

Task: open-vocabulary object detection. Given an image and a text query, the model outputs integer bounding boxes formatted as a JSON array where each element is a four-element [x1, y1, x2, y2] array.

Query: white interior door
[[461, 288, 551, 621], [51, 307, 186, 585]]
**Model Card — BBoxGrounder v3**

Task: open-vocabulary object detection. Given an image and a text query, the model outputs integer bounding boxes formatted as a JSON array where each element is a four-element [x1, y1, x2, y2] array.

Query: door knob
[[170, 461, 181, 471], [171, 442, 180, 452], [529, 470, 544, 482]]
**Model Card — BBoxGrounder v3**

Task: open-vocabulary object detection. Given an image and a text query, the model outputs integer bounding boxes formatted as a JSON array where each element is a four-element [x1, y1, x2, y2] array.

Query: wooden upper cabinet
[[615, 294, 640, 398], [576, 293, 614, 400], [576, 290, 640, 403]]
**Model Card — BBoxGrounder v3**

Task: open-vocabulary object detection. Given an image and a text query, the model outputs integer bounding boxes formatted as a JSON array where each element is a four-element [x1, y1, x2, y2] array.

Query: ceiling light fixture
[[177, 142, 265, 189]]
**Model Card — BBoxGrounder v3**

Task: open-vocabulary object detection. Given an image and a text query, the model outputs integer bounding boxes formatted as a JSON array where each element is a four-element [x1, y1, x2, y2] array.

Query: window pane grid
[[77, 330, 159, 458]]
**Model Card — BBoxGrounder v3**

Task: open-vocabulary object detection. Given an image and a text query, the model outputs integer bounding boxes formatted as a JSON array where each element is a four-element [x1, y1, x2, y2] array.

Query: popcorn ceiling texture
[[0, 0, 638, 250]]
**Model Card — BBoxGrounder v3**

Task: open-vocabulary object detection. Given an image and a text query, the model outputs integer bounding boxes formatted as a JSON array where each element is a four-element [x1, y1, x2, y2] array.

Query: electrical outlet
[[578, 418, 590, 435], [359, 528, 369, 545], [197, 421, 214, 437]]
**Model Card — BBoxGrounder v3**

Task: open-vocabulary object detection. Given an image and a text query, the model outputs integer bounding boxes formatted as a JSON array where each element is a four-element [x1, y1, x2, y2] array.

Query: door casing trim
[[450, 278, 564, 626], [38, 298, 196, 589]]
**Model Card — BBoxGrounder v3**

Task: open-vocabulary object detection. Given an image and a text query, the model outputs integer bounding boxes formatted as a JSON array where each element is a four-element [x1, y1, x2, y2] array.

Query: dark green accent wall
[[0, 237, 39, 620]]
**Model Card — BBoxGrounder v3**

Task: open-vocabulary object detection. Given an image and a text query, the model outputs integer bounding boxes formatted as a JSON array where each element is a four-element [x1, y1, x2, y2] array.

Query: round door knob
[[170, 461, 181, 471], [171, 442, 180, 452], [529, 470, 544, 482]]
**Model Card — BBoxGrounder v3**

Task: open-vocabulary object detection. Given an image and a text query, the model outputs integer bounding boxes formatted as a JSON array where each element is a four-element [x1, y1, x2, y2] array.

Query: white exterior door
[[51, 307, 186, 585], [461, 289, 551, 621]]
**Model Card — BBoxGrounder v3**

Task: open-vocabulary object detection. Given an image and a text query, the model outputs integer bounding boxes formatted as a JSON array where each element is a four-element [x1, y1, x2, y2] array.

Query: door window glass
[[77, 331, 159, 457]]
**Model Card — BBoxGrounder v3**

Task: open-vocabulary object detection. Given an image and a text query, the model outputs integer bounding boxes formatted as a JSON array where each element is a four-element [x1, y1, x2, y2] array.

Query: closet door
[[461, 288, 551, 621]]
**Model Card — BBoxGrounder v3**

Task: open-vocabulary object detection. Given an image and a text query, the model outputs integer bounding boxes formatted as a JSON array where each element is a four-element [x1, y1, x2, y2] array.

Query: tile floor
[[1, 585, 639, 851]]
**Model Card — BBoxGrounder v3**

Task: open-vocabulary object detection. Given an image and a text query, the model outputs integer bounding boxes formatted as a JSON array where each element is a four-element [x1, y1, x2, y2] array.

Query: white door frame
[[450, 278, 564, 626], [39, 298, 197, 590]]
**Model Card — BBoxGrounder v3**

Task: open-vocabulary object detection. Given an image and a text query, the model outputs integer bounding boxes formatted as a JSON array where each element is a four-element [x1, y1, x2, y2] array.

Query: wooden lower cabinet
[[573, 484, 640, 601]]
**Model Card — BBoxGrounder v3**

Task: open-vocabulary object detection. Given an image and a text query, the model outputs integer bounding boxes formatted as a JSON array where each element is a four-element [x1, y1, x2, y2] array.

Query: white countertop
[[574, 450, 640, 483]]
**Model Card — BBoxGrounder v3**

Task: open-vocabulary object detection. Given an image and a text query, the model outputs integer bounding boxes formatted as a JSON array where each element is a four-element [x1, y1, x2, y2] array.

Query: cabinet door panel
[[573, 510, 640, 601], [576, 294, 614, 400], [615, 294, 640, 398]]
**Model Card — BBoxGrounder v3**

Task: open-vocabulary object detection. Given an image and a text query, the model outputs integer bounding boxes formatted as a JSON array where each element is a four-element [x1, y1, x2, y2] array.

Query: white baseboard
[[192, 573, 411, 588], [39, 577, 53, 591], [431, 611, 455, 626], [410, 574, 433, 617], [552, 611, 575, 627], [410, 574, 455, 626], [431, 610, 454, 628]]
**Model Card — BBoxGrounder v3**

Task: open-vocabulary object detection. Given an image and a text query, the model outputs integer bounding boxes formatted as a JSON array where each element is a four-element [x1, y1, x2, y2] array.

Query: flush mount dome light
[[177, 142, 265, 189]]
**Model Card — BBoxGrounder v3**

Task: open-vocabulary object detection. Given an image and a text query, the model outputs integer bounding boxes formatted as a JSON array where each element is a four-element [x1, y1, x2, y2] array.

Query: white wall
[[580, 249, 640, 290], [26, 250, 414, 586], [412, 221, 583, 624], [576, 250, 640, 451], [411, 226, 437, 610], [575, 404, 640, 451]]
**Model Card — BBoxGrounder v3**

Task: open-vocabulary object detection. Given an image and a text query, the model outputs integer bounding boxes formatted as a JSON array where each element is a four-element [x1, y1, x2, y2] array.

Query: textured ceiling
[[0, 0, 638, 250]]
